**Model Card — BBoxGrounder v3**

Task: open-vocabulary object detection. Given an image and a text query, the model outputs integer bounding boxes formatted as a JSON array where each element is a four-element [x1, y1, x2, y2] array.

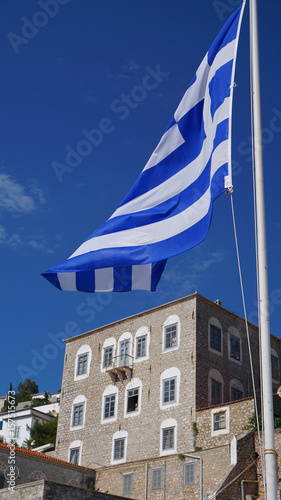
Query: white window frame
[[134, 326, 150, 362], [134, 326, 150, 363], [101, 338, 116, 373], [74, 345, 92, 381], [101, 385, 118, 424], [228, 327, 242, 365], [160, 368, 180, 410], [76, 353, 88, 376], [211, 406, 230, 437], [68, 440, 82, 465], [122, 473, 133, 495], [13, 426, 20, 439], [184, 462, 196, 486], [160, 418, 177, 456], [162, 315, 180, 353], [124, 378, 142, 418], [70, 395, 87, 430], [112, 430, 128, 464], [208, 318, 223, 356], [118, 332, 133, 368]]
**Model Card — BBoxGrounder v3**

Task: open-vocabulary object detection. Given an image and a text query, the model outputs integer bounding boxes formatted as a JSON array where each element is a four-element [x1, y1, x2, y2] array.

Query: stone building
[[55, 292, 281, 498]]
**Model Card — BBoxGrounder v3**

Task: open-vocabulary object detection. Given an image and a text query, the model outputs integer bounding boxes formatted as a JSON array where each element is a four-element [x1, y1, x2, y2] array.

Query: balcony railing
[[105, 354, 133, 382]]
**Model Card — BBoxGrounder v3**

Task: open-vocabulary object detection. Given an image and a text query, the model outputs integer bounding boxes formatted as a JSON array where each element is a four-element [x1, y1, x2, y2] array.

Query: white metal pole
[[250, 1, 277, 498]]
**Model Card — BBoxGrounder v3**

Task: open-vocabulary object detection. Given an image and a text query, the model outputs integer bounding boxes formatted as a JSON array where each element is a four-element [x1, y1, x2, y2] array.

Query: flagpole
[[250, 0, 277, 498]]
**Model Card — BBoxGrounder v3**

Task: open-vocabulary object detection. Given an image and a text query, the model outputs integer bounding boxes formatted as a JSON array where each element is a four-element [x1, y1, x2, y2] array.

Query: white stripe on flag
[[132, 264, 151, 290], [95, 267, 114, 291], [70, 187, 211, 257], [143, 123, 185, 172], [58, 272, 77, 291], [112, 97, 230, 220], [42, 4, 245, 293]]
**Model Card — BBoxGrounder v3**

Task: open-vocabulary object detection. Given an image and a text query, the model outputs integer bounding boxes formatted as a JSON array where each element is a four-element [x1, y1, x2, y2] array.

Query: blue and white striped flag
[[42, 4, 245, 292]]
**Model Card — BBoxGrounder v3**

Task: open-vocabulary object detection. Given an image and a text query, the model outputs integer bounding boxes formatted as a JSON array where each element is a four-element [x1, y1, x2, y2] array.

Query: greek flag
[[42, 4, 245, 293]]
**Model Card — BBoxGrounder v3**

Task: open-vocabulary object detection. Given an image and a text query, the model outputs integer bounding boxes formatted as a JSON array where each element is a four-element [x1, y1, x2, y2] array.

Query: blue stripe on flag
[[42, 3, 245, 293], [209, 61, 233, 119], [118, 100, 205, 207]]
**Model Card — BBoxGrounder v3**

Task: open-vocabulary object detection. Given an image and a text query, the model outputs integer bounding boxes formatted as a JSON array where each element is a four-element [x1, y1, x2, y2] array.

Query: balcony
[[106, 354, 133, 382]]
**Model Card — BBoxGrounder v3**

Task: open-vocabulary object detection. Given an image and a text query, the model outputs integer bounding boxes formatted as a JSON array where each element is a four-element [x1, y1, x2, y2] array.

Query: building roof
[[64, 292, 264, 344], [0, 442, 95, 472], [0, 407, 55, 421]]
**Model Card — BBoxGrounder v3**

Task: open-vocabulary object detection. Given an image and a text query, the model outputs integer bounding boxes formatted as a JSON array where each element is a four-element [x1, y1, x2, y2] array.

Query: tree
[[15, 379, 39, 404], [24, 416, 58, 449]]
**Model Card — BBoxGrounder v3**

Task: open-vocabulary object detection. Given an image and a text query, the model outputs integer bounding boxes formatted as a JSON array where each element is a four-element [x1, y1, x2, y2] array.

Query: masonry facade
[[55, 293, 281, 498]]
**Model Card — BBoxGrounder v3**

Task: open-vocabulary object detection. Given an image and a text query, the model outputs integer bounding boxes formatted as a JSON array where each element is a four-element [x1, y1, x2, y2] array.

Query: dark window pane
[[210, 325, 221, 352]]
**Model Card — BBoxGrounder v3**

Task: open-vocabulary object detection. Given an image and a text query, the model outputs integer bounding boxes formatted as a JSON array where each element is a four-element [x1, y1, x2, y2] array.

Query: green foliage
[[244, 412, 281, 432], [192, 421, 201, 451], [24, 416, 58, 449], [274, 417, 281, 429], [15, 379, 39, 404], [30, 397, 51, 408]]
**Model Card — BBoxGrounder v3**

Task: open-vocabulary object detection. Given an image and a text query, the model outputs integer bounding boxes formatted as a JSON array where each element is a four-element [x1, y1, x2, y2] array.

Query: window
[[77, 353, 88, 376], [136, 335, 146, 358], [162, 427, 174, 450], [104, 346, 113, 368], [13, 426, 20, 439], [112, 430, 127, 464], [72, 403, 84, 427], [69, 447, 80, 464], [210, 324, 221, 352], [229, 335, 240, 361], [75, 345, 92, 380], [184, 462, 195, 485], [272, 355, 279, 380], [210, 378, 222, 405], [127, 388, 139, 413], [135, 327, 150, 362], [231, 387, 243, 401], [163, 378, 176, 404], [164, 324, 177, 350], [213, 411, 226, 431], [119, 339, 130, 367], [104, 394, 116, 419], [114, 438, 125, 460], [123, 473, 133, 495], [160, 368, 180, 409], [152, 469, 162, 490], [0, 421, 2, 431]]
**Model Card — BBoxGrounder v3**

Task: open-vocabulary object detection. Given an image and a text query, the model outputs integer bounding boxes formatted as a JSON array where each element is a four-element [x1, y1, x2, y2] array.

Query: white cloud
[[0, 224, 52, 253], [0, 173, 45, 215]]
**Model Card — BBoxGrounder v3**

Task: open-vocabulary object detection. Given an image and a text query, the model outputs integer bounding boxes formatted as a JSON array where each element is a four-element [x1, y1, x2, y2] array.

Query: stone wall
[[0, 480, 131, 500], [0, 443, 95, 490], [95, 435, 257, 500], [196, 297, 260, 409], [56, 295, 198, 467], [196, 398, 255, 449]]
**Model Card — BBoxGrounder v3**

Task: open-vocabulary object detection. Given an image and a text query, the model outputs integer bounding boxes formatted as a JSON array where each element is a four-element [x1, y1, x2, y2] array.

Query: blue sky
[[1, 0, 281, 397]]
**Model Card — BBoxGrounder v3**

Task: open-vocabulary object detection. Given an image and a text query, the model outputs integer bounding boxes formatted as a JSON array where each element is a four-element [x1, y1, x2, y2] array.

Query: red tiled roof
[[0, 442, 95, 471]]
